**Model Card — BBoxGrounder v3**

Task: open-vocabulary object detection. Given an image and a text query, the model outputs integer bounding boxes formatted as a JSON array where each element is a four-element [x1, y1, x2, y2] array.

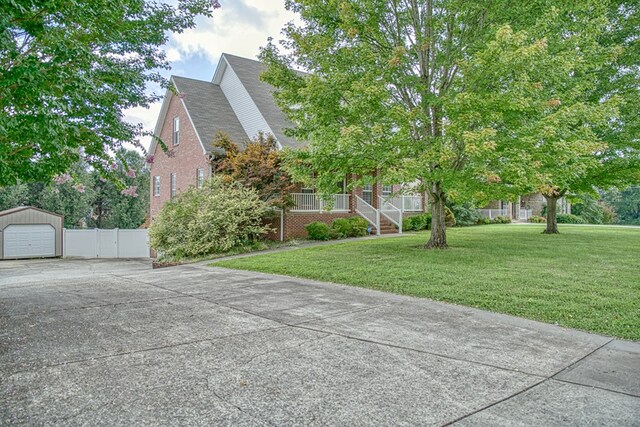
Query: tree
[[88, 149, 149, 229], [506, 3, 638, 234], [262, 0, 620, 247], [603, 187, 640, 225], [211, 131, 295, 208], [1, 0, 218, 185]]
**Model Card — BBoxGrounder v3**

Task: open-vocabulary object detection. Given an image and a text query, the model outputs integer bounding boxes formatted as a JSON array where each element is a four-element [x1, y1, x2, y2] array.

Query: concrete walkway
[[1, 259, 638, 426]]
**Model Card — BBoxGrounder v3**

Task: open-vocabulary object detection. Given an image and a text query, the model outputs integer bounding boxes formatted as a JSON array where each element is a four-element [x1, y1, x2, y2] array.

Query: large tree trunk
[[426, 183, 447, 248], [543, 195, 559, 234]]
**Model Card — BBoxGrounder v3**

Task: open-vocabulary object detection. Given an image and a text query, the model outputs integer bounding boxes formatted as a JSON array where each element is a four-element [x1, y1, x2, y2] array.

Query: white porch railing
[[290, 193, 350, 212], [519, 209, 533, 220], [379, 196, 402, 233], [477, 209, 509, 219], [387, 195, 422, 212], [355, 195, 380, 235]]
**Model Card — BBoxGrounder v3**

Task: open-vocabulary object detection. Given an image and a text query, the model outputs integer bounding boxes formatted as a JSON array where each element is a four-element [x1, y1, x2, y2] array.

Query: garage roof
[[0, 206, 63, 218]]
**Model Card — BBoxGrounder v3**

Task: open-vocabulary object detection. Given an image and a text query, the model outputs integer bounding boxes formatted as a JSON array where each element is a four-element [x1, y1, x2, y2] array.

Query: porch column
[[372, 170, 382, 209]]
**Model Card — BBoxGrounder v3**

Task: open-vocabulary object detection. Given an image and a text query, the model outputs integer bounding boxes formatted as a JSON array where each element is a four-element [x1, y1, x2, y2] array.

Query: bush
[[305, 221, 331, 240], [476, 216, 492, 225], [331, 218, 352, 237], [447, 202, 483, 227], [557, 214, 586, 224], [528, 215, 546, 223], [348, 216, 369, 237], [327, 227, 344, 240], [491, 215, 512, 224], [403, 213, 432, 231], [149, 177, 271, 260]]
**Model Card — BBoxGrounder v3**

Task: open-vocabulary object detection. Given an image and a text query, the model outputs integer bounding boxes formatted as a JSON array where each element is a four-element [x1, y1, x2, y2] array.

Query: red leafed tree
[[211, 132, 295, 208]]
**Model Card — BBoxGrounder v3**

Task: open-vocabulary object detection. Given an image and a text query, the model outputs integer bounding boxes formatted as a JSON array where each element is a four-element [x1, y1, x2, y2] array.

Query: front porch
[[288, 191, 426, 236]]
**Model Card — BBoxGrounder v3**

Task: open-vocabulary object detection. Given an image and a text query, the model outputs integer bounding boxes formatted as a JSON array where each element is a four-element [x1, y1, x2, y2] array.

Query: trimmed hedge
[[557, 214, 587, 224], [305, 221, 331, 240]]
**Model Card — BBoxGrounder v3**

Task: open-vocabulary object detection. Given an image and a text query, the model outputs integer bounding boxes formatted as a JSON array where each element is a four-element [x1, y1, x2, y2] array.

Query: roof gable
[[220, 53, 302, 149], [149, 77, 247, 157]]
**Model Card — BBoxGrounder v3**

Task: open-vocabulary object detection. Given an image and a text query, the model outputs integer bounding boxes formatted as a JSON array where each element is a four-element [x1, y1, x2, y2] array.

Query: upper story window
[[153, 176, 160, 196], [196, 168, 205, 189], [170, 173, 177, 198], [172, 117, 180, 146], [382, 185, 393, 197]]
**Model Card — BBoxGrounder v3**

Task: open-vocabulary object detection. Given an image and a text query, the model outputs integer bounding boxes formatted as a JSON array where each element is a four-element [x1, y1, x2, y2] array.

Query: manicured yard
[[215, 225, 640, 341]]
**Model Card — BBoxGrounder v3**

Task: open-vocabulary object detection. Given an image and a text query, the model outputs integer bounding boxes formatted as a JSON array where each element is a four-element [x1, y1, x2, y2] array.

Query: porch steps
[[374, 217, 398, 234]]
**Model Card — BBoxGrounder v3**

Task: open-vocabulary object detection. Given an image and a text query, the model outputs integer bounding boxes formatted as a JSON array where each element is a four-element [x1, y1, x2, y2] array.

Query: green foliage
[[476, 216, 492, 225], [327, 227, 344, 240], [0, 0, 216, 185], [0, 183, 30, 211], [602, 187, 640, 225], [348, 216, 369, 237], [403, 213, 432, 231], [148, 177, 271, 260], [528, 216, 546, 223], [305, 221, 330, 240], [570, 194, 615, 224], [331, 218, 351, 238], [557, 214, 587, 224], [491, 216, 512, 224], [447, 202, 483, 227]]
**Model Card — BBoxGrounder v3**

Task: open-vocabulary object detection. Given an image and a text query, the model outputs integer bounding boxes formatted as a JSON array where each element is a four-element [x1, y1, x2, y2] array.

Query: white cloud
[[170, 0, 297, 62]]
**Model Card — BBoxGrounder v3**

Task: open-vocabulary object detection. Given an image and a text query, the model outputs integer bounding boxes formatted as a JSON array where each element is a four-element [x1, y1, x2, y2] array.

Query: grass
[[215, 225, 640, 341]]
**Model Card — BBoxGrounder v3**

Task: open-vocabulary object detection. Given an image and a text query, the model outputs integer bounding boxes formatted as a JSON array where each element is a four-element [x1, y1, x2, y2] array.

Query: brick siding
[[149, 94, 210, 219]]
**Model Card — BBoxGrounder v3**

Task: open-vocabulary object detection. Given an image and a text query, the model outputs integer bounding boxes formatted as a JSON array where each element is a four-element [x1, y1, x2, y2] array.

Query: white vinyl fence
[[64, 229, 150, 258]]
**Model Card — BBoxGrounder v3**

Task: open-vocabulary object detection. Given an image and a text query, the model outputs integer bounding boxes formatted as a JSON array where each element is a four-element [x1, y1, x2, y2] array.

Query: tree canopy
[[261, 0, 638, 244], [0, 0, 217, 186]]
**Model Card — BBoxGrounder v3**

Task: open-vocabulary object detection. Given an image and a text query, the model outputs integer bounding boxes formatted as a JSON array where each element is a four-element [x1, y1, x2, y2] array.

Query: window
[[382, 185, 393, 197], [196, 168, 204, 189], [362, 184, 373, 205], [153, 176, 160, 196], [170, 173, 177, 198], [172, 117, 180, 146], [301, 187, 315, 194]]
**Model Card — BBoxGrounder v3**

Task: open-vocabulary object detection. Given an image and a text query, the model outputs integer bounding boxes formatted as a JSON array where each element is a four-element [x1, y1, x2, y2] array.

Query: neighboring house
[[479, 194, 571, 221], [149, 53, 427, 239]]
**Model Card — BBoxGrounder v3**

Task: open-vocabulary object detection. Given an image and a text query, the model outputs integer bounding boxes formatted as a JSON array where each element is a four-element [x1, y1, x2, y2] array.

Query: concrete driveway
[[1, 259, 638, 426]]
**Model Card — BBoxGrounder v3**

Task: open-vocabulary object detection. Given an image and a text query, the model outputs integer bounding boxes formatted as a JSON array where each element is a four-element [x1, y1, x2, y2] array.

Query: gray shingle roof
[[222, 53, 303, 149], [172, 76, 248, 153]]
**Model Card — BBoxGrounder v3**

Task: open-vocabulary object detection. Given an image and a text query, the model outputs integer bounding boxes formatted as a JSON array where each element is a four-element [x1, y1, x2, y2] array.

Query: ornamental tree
[[211, 131, 295, 208], [0, 0, 218, 185]]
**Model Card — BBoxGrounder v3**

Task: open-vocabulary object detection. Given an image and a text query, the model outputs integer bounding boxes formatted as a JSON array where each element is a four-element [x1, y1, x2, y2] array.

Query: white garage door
[[4, 224, 56, 258]]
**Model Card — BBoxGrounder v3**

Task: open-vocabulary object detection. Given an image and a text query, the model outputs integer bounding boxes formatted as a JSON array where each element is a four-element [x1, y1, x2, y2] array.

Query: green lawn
[[215, 225, 640, 341]]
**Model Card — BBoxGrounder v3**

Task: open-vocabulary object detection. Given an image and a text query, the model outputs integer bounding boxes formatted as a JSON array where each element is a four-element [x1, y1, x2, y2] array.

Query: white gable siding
[[219, 60, 274, 142]]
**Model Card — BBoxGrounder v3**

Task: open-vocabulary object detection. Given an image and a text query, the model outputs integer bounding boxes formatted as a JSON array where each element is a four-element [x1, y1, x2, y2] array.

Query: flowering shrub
[[149, 177, 272, 260]]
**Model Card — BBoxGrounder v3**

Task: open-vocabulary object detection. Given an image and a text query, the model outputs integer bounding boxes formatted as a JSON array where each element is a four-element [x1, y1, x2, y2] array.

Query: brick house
[[149, 53, 428, 239]]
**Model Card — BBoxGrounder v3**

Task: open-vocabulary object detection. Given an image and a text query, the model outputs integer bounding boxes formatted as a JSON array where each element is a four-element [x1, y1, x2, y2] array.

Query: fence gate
[[64, 229, 149, 258]]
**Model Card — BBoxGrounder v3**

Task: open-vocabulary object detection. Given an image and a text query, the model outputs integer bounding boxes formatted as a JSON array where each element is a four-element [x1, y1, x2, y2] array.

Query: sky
[[123, 0, 298, 151]]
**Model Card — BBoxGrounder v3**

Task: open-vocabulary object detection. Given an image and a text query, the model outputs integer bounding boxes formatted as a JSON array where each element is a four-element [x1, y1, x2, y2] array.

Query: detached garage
[[0, 207, 63, 260]]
